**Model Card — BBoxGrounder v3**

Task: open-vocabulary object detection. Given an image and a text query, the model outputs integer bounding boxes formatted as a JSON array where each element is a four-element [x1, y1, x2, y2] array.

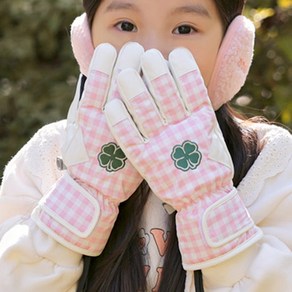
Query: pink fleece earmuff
[[208, 16, 255, 110], [70, 13, 94, 77], [70, 13, 255, 110]]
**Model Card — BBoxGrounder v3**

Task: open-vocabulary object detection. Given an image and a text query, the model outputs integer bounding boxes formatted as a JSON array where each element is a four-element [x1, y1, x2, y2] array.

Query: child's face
[[91, 0, 224, 85]]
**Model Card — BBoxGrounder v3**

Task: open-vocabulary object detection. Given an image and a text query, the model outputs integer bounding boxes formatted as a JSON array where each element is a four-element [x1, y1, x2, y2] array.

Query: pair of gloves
[[32, 42, 262, 270]]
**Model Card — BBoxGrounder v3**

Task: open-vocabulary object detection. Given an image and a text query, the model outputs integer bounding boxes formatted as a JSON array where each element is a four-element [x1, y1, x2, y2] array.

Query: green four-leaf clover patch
[[171, 140, 202, 171], [98, 142, 127, 172]]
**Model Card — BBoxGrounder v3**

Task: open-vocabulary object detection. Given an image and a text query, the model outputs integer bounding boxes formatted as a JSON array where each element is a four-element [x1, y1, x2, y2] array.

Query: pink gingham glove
[[32, 43, 144, 256], [105, 48, 262, 269]]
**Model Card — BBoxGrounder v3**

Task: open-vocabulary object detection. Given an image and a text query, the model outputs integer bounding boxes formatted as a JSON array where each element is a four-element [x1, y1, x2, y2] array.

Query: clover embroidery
[[98, 142, 127, 172], [171, 140, 202, 171]]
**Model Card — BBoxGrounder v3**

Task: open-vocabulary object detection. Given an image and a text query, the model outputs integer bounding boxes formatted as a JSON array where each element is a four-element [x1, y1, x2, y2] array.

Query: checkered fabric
[[106, 48, 262, 269], [32, 173, 118, 255], [32, 43, 143, 256]]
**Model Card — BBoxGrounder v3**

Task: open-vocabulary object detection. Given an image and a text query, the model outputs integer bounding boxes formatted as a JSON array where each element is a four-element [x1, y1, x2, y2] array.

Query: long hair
[[78, 0, 258, 291]]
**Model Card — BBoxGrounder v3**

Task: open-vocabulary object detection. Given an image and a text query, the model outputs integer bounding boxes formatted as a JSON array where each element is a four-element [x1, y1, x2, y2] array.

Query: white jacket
[[0, 120, 292, 292]]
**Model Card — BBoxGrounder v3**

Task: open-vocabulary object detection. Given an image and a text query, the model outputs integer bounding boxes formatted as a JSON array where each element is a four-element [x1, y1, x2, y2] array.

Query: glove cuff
[[32, 173, 118, 256], [176, 188, 262, 270]]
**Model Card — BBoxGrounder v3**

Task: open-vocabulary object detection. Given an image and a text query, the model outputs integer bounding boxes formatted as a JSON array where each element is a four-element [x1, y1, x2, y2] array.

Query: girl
[[0, 0, 292, 291]]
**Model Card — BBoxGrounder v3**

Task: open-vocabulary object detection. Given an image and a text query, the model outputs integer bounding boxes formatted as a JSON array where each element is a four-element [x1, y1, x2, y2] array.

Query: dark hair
[[79, 1, 259, 291], [213, 0, 247, 31]]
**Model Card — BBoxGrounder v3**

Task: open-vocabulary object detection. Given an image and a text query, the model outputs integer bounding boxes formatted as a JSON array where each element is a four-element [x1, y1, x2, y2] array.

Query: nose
[[136, 33, 171, 59]]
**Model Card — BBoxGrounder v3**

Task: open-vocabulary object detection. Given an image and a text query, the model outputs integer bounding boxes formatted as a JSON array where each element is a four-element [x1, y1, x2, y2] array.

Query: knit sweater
[[0, 120, 292, 291]]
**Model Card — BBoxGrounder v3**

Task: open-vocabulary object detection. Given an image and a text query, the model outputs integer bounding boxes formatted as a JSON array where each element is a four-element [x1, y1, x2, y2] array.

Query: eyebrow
[[172, 4, 210, 18], [104, 2, 210, 18], [105, 2, 138, 12]]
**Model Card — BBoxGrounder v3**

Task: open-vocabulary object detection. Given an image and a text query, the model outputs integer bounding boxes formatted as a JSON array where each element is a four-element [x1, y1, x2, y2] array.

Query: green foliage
[[0, 0, 82, 174], [0, 0, 291, 176], [234, 3, 292, 127]]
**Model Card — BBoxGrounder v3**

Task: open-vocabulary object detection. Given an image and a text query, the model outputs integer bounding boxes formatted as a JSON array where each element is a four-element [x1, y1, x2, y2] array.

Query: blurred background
[[0, 0, 291, 177]]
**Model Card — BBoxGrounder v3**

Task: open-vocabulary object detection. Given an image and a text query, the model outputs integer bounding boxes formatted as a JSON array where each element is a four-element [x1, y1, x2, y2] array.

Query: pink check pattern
[[150, 73, 186, 123], [71, 70, 141, 200], [33, 62, 142, 256], [109, 52, 262, 269], [34, 174, 117, 255]]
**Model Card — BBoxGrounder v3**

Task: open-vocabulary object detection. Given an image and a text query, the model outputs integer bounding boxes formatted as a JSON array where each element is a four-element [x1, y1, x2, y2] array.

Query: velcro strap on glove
[[176, 188, 262, 270], [202, 188, 254, 248], [33, 173, 100, 237], [32, 173, 115, 256]]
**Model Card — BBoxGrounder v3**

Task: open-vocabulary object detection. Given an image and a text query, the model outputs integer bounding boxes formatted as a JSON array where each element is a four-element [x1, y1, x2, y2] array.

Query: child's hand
[[105, 48, 262, 270], [32, 43, 144, 256]]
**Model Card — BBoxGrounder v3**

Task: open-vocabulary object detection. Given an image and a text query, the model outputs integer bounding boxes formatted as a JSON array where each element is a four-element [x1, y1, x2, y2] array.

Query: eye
[[115, 21, 137, 32], [173, 25, 197, 35]]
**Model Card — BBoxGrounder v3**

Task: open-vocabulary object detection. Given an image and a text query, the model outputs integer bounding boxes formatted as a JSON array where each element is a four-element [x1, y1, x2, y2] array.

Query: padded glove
[[105, 48, 262, 269], [32, 43, 144, 256]]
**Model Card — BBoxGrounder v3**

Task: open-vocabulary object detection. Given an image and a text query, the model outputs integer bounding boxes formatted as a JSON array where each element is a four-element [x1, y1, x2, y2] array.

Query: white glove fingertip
[[117, 42, 145, 71], [141, 49, 169, 81], [168, 48, 199, 77], [107, 43, 144, 101], [104, 99, 129, 127], [117, 68, 146, 101], [89, 43, 117, 75], [169, 47, 211, 113]]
